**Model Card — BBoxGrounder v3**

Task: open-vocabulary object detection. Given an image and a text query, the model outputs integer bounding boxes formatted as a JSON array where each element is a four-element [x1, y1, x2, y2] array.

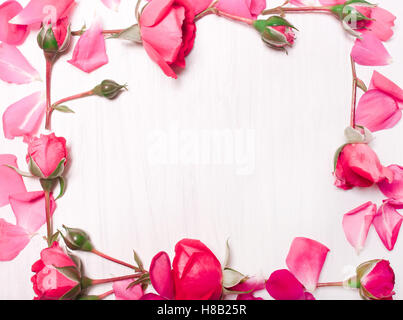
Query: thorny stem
[[45, 56, 54, 130], [350, 56, 358, 128], [90, 273, 143, 286], [262, 6, 332, 16], [98, 290, 114, 300], [317, 282, 344, 288], [44, 190, 52, 247], [52, 90, 95, 108], [195, 7, 254, 25], [91, 248, 142, 272], [71, 29, 125, 36]]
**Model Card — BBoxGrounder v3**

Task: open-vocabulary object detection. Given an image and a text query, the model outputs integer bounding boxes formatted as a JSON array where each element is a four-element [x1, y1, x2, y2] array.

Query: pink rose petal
[[2, 91, 46, 140], [342, 202, 377, 253], [9, 191, 56, 234], [351, 33, 392, 66], [373, 200, 403, 251], [370, 71, 403, 102], [0, 43, 40, 84], [141, 0, 175, 27], [68, 19, 108, 73], [101, 0, 120, 11], [0, 0, 29, 45], [232, 276, 265, 300], [0, 154, 26, 207], [113, 279, 143, 300], [0, 219, 30, 261], [286, 237, 329, 292], [149, 251, 174, 299], [266, 269, 307, 300], [378, 165, 403, 200], [361, 7, 396, 42], [142, 40, 177, 79], [140, 293, 166, 300], [215, 0, 266, 20]]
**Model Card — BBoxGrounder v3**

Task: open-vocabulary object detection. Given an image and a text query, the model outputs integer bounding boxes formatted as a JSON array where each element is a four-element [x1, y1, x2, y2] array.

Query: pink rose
[[26, 133, 67, 178], [37, 17, 72, 55], [140, 0, 196, 79], [356, 260, 395, 300], [334, 143, 393, 190], [31, 242, 82, 300]]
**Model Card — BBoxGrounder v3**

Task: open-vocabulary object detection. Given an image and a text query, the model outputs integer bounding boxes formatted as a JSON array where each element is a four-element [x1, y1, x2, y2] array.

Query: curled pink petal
[[113, 279, 143, 300], [342, 202, 377, 253], [231, 276, 265, 300], [101, 0, 120, 11], [351, 33, 392, 66], [0, 154, 26, 207], [2, 91, 46, 140], [286, 237, 329, 292], [378, 165, 403, 200], [0, 1, 29, 45], [142, 40, 177, 79], [68, 19, 108, 73], [0, 43, 40, 84], [215, 0, 266, 20], [141, 0, 175, 27], [10, 0, 76, 25], [149, 251, 174, 299], [370, 71, 403, 102], [373, 200, 403, 251], [361, 7, 396, 42], [0, 219, 30, 261], [356, 90, 401, 132], [266, 269, 306, 300], [9, 191, 56, 234]]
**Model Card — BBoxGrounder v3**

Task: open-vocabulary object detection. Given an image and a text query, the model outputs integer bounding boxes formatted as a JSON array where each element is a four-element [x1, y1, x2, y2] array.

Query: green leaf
[[55, 176, 66, 200], [52, 105, 75, 113], [133, 250, 144, 271]]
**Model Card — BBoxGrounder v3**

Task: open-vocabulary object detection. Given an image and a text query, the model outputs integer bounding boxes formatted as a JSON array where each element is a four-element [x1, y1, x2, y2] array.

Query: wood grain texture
[[0, 0, 402, 300]]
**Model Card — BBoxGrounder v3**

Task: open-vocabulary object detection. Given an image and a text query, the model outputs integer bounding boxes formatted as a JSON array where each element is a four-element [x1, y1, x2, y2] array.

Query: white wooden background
[[0, 0, 402, 300]]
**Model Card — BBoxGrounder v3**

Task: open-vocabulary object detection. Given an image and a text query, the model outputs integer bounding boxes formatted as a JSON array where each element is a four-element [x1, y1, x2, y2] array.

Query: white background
[[0, 0, 403, 300]]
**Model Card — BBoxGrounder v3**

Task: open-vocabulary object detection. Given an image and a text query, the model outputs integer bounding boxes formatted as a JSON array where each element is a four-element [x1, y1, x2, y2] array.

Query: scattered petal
[[0, 0, 29, 45], [101, 0, 120, 11], [215, 0, 266, 19], [351, 33, 392, 66], [0, 154, 26, 207], [370, 71, 403, 102], [113, 279, 143, 300], [232, 276, 265, 300], [0, 219, 29, 261], [266, 269, 307, 300], [378, 165, 403, 200], [149, 251, 174, 300]]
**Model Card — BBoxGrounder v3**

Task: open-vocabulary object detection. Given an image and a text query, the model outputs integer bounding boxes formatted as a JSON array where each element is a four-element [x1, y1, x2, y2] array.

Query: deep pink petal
[[187, 0, 211, 15], [140, 293, 166, 300], [231, 276, 265, 300], [286, 237, 329, 292], [149, 251, 174, 299], [266, 269, 306, 300], [113, 280, 143, 300], [351, 33, 392, 66], [101, 0, 120, 11], [0, 43, 40, 84], [342, 202, 377, 253], [0, 218, 30, 261], [378, 165, 403, 200], [141, 0, 175, 27], [68, 19, 108, 73], [0, 1, 29, 45], [142, 40, 177, 79], [370, 71, 403, 102], [40, 241, 75, 268], [362, 7, 396, 42], [356, 90, 401, 132], [361, 260, 395, 299], [9, 191, 56, 234], [10, 0, 76, 25], [373, 200, 403, 251], [0, 154, 26, 207], [2, 91, 46, 140], [215, 0, 266, 19]]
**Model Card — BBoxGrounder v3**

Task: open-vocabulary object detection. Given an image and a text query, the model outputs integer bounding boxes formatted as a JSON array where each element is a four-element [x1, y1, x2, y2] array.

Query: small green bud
[[93, 80, 127, 99], [253, 17, 296, 50], [61, 225, 94, 252], [37, 23, 72, 59]]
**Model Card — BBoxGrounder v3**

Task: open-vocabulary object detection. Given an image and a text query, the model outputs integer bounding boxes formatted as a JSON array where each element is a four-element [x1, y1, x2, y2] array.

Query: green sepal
[[222, 268, 247, 288], [3, 165, 33, 178], [61, 225, 94, 252], [133, 250, 144, 271], [40, 178, 57, 192], [54, 265, 81, 283], [42, 27, 59, 52], [265, 16, 297, 30], [113, 24, 142, 43], [127, 273, 150, 289], [55, 177, 66, 200], [77, 295, 100, 300], [223, 239, 231, 269], [48, 231, 60, 246], [28, 156, 45, 178], [52, 105, 75, 113], [333, 144, 347, 171], [261, 27, 289, 49], [344, 275, 361, 289], [47, 158, 66, 179], [222, 287, 253, 295], [59, 284, 81, 300], [81, 276, 93, 289]]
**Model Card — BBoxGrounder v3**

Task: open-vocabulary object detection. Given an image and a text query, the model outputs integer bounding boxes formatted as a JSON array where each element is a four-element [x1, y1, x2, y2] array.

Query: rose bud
[[26, 133, 67, 179], [61, 225, 94, 252], [173, 239, 223, 300], [37, 17, 72, 58], [253, 16, 296, 50], [93, 80, 127, 100], [346, 259, 395, 300], [334, 143, 393, 190], [31, 242, 83, 300]]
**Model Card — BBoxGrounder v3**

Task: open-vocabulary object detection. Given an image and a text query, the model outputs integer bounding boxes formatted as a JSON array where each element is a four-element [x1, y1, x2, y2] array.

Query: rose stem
[[316, 282, 344, 288], [45, 56, 54, 130], [262, 6, 332, 15], [44, 190, 53, 247], [71, 29, 124, 36], [91, 248, 142, 272], [98, 290, 114, 300], [195, 7, 254, 25], [89, 273, 142, 286], [350, 55, 358, 129], [52, 90, 95, 108]]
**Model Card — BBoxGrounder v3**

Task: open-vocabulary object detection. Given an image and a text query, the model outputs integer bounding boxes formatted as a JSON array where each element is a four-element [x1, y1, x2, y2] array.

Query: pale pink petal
[[68, 19, 108, 73], [10, 0, 76, 25], [0, 0, 29, 45], [0, 218, 30, 261], [0, 154, 26, 207], [141, 0, 175, 27], [286, 237, 329, 292], [149, 251, 174, 299], [0, 43, 40, 84], [370, 71, 403, 102], [2, 91, 46, 140], [113, 279, 143, 300], [140, 293, 166, 300], [215, 0, 266, 20], [342, 202, 377, 253], [266, 269, 307, 300], [142, 40, 177, 79], [318, 0, 345, 5], [373, 200, 403, 251], [101, 0, 120, 11], [356, 90, 401, 132], [378, 165, 403, 200], [351, 34, 392, 66], [9, 191, 56, 234]]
